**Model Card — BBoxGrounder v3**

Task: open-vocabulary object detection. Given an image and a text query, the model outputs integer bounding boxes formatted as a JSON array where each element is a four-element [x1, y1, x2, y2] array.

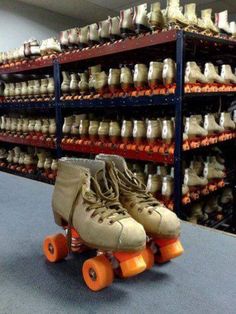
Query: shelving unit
[[0, 29, 236, 230]]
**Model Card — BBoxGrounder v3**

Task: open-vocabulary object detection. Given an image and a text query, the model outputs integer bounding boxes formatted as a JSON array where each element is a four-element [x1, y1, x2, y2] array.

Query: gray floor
[[0, 172, 236, 314]]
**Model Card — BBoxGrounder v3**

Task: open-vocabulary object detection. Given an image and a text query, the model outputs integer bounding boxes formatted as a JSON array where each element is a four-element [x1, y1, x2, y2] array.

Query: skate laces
[[108, 165, 163, 212], [83, 176, 128, 223]]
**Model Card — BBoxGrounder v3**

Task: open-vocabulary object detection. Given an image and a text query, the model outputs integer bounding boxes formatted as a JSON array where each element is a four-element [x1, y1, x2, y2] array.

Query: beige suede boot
[[52, 158, 146, 252], [96, 154, 183, 264]]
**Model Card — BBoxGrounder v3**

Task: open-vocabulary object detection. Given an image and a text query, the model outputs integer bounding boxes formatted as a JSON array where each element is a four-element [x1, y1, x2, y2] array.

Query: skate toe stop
[[155, 240, 184, 264]]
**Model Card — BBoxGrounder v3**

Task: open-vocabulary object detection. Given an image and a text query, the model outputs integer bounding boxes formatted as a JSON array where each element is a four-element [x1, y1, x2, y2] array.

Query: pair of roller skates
[[43, 154, 183, 291]]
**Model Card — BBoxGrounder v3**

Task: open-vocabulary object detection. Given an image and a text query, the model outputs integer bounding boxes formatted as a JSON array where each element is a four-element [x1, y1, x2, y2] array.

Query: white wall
[[0, 0, 82, 51]]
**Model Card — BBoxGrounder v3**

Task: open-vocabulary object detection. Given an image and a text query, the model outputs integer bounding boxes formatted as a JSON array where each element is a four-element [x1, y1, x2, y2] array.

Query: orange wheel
[[82, 255, 114, 291], [43, 233, 68, 263], [141, 247, 154, 270]]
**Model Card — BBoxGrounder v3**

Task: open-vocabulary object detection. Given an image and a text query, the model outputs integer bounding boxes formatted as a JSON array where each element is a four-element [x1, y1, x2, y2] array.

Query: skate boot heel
[[154, 238, 184, 264], [114, 251, 146, 277]]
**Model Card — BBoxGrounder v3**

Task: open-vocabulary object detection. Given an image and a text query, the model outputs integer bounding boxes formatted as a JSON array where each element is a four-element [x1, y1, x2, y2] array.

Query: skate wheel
[[43, 233, 68, 263], [155, 239, 184, 264], [82, 255, 114, 291], [141, 247, 154, 270]]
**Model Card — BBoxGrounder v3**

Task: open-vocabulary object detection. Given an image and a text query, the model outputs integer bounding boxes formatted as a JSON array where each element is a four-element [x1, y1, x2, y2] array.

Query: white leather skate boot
[[133, 3, 150, 33], [162, 58, 176, 86], [61, 71, 70, 96], [203, 162, 225, 180], [204, 114, 224, 134], [185, 116, 208, 139], [165, 0, 188, 28], [88, 23, 99, 45], [148, 61, 163, 89], [148, 2, 164, 31], [215, 10, 232, 35], [184, 168, 208, 187], [220, 65, 236, 84], [59, 30, 69, 49], [78, 26, 89, 48], [204, 63, 224, 84], [68, 28, 80, 47], [206, 156, 225, 171], [219, 112, 235, 130], [184, 3, 198, 31], [98, 19, 110, 43], [162, 119, 174, 143], [199, 9, 219, 34], [185, 62, 208, 84], [230, 22, 236, 38], [109, 16, 121, 41], [120, 8, 135, 36]]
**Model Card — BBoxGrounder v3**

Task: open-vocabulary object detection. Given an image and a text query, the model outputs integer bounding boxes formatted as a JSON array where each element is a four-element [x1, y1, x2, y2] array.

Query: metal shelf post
[[173, 31, 185, 218], [53, 59, 62, 158]]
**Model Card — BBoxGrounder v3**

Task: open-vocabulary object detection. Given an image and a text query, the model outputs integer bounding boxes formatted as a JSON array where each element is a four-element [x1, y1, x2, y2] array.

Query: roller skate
[[230, 22, 236, 39], [204, 195, 222, 216], [148, 61, 163, 91], [88, 23, 99, 47], [78, 26, 89, 49], [184, 116, 208, 148], [96, 154, 184, 267], [187, 202, 207, 224], [183, 3, 199, 32], [219, 112, 235, 140], [133, 3, 150, 34], [133, 63, 148, 94], [43, 158, 147, 291], [184, 168, 208, 199], [165, 0, 188, 30], [203, 161, 225, 191], [108, 16, 121, 42], [120, 66, 134, 94], [198, 9, 219, 36], [220, 65, 236, 84], [185, 62, 208, 93], [120, 8, 135, 37], [215, 10, 232, 38], [204, 114, 224, 144], [98, 19, 110, 44], [148, 2, 164, 32]]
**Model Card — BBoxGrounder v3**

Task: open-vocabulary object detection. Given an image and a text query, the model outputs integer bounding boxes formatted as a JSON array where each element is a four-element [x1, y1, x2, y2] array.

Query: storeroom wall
[[0, 0, 82, 51]]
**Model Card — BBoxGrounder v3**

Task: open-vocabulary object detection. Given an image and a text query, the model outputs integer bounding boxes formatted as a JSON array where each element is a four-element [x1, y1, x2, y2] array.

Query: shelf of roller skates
[[1, 28, 233, 75], [60, 110, 236, 164], [144, 147, 233, 211], [0, 145, 58, 183], [0, 133, 56, 149], [0, 115, 57, 149], [0, 165, 55, 185], [185, 186, 234, 229]]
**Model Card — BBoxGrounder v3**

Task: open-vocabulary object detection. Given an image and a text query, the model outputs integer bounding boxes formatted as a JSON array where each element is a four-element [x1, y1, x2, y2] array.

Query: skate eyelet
[[98, 218, 104, 223], [138, 208, 143, 213], [148, 210, 153, 215], [109, 220, 114, 225]]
